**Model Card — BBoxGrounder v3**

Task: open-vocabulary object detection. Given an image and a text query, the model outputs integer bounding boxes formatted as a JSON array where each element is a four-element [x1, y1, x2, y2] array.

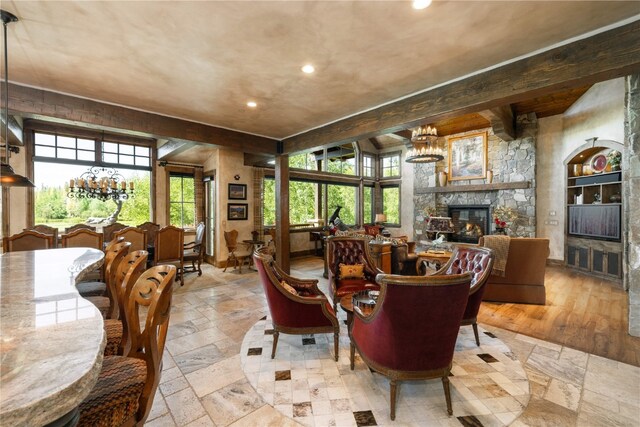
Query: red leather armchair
[[326, 236, 381, 313], [435, 246, 494, 346], [254, 248, 340, 361], [350, 272, 473, 420]]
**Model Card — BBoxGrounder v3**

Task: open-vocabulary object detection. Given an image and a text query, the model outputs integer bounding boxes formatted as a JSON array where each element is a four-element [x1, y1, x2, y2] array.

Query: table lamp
[[374, 213, 387, 225], [424, 216, 455, 253]]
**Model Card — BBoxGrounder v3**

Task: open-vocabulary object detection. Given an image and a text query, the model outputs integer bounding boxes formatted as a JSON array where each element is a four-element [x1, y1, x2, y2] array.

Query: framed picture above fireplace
[[448, 131, 487, 181]]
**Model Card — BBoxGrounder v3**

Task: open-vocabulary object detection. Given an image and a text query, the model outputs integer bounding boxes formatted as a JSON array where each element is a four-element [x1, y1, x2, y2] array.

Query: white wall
[[7, 147, 28, 235], [536, 78, 625, 260]]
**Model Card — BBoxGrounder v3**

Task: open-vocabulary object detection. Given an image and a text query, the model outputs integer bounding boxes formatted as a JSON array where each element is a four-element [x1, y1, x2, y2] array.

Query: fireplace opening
[[447, 205, 490, 243]]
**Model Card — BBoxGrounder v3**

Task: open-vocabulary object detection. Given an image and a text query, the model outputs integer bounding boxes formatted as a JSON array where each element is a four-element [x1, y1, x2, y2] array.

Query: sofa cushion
[[339, 263, 365, 279]]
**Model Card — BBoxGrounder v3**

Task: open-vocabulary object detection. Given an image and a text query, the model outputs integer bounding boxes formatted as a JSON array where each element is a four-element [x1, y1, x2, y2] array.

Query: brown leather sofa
[[390, 241, 418, 275], [479, 237, 550, 305]]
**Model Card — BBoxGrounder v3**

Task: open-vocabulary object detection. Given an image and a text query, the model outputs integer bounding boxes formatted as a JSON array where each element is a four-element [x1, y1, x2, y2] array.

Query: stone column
[[624, 74, 640, 336]]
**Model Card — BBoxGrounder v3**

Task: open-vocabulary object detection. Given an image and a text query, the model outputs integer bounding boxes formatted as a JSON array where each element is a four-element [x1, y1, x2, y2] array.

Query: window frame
[[381, 184, 401, 227], [168, 172, 196, 229], [379, 151, 402, 179]]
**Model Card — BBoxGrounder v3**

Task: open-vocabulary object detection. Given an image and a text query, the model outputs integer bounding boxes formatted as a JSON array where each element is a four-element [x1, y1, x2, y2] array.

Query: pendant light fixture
[[405, 125, 444, 163], [1, 10, 34, 187]]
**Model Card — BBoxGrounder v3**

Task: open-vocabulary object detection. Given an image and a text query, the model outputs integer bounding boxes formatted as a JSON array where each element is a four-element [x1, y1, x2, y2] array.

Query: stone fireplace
[[448, 205, 490, 243]]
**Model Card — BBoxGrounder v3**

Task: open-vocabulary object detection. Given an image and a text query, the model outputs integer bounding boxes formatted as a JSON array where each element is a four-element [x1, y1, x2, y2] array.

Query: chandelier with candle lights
[[67, 166, 134, 202], [406, 125, 444, 163]]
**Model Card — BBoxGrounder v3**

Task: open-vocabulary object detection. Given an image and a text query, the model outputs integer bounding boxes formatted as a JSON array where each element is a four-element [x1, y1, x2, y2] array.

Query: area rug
[[241, 316, 530, 427]]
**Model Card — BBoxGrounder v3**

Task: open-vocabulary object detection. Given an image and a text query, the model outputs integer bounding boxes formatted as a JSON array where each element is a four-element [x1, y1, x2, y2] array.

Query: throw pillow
[[280, 280, 298, 296], [339, 263, 366, 279]]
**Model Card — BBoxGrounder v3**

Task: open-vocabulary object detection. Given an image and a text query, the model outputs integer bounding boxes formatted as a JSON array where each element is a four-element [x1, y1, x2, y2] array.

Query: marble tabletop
[[0, 248, 106, 426]]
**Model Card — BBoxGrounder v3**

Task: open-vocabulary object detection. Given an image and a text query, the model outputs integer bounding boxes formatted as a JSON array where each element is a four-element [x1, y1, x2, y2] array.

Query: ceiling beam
[[0, 115, 23, 145], [282, 20, 640, 153], [391, 130, 412, 140], [157, 139, 195, 160], [8, 83, 279, 155], [479, 106, 515, 141]]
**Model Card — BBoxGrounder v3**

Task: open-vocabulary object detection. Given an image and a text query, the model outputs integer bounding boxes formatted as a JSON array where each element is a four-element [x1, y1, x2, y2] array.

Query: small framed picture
[[228, 203, 248, 220], [448, 131, 488, 181], [228, 183, 247, 200]]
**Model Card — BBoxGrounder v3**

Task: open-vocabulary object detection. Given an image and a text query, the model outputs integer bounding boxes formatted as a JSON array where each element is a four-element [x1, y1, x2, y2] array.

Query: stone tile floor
[[146, 258, 640, 426]]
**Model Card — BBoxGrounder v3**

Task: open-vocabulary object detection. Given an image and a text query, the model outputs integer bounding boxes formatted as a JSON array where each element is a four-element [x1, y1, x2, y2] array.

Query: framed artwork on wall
[[228, 183, 247, 200], [228, 203, 248, 220], [448, 131, 488, 181]]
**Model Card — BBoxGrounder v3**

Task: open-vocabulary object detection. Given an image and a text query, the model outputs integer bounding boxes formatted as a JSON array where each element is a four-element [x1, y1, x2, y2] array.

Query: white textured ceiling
[[4, 1, 640, 139]]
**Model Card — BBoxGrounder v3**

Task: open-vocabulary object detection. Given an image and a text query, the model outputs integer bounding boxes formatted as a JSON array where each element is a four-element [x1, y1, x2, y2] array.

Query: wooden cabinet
[[369, 242, 392, 274], [566, 149, 623, 282]]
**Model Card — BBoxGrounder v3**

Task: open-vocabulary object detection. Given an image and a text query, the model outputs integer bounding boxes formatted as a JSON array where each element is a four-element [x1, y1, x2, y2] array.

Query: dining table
[[0, 248, 106, 426]]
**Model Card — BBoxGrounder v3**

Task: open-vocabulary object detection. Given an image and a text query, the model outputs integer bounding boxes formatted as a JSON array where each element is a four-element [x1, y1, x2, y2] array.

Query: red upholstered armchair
[[254, 248, 340, 361], [434, 245, 494, 346], [350, 272, 473, 420], [326, 236, 381, 313]]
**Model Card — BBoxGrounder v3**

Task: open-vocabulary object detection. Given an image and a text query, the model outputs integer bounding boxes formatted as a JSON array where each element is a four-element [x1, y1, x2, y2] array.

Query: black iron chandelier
[[67, 166, 134, 202], [405, 125, 444, 163]]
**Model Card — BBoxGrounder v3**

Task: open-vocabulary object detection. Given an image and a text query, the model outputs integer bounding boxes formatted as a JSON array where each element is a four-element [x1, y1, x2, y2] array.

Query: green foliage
[[363, 187, 373, 224], [34, 187, 68, 220], [119, 173, 152, 224], [169, 175, 195, 228], [327, 184, 356, 225], [382, 186, 400, 224]]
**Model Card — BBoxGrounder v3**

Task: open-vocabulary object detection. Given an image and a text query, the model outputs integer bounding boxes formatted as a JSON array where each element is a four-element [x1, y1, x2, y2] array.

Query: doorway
[[204, 174, 215, 263]]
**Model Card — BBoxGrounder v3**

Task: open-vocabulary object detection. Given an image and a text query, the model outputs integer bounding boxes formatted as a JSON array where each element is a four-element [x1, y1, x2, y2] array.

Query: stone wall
[[624, 74, 640, 336], [413, 114, 537, 241]]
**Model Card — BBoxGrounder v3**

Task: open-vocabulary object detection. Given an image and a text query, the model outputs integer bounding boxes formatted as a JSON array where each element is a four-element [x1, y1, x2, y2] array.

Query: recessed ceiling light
[[301, 64, 315, 74], [247, 101, 257, 108], [412, 0, 432, 10]]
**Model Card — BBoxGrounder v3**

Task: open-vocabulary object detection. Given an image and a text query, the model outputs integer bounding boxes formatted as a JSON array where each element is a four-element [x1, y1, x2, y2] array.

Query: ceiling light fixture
[[247, 101, 257, 108], [405, 125, 443, 163], [412, 0, 432, 10], [1, 10, 34, 187], [301, 64, 315, 74]]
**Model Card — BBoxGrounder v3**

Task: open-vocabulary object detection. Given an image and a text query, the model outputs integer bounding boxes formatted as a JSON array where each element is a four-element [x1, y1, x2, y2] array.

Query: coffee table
[[339, 292, 377, 329]]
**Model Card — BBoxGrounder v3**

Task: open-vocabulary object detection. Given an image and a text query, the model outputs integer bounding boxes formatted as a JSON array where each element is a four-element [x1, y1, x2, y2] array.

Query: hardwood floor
[[478, 265, 640, 367], [292, 256, 640, 367]]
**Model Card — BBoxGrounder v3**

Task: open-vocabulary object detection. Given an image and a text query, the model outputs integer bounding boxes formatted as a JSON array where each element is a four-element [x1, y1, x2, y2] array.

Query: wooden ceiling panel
[[513, 85, 592, 118]]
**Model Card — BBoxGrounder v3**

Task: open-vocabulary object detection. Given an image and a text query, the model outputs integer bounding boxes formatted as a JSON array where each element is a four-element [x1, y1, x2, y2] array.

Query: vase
[[438, 171, 447, 187], [494, 227, 507, 235], [572, 164, 583, 177], [486, 170, 493, 184]]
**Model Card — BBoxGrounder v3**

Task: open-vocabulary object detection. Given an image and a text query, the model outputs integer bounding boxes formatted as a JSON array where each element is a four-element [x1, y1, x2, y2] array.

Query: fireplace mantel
[[416, 181, 531, 194]]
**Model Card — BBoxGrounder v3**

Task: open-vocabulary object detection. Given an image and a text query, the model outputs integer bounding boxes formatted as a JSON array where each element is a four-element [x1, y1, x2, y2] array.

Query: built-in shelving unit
[[416, 181, 530, 194], [565, 149, 622, 282]]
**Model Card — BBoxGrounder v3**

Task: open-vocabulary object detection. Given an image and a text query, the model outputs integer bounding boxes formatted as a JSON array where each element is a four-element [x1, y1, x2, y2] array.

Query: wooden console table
[[369, 241, 392, 273]]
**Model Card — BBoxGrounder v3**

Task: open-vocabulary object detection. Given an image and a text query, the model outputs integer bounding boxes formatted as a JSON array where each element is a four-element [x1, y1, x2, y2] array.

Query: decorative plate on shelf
[[591, 154, 607, 173]]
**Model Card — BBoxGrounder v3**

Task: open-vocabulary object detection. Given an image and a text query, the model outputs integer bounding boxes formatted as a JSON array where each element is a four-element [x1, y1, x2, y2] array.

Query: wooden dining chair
[[25, 224, 59, 248], [65, 223, 96, 233], [84, 241, 131, 318], [155, 225, 184, 286], [102, 250, 148, 357], [137, 221, 160, 247], [78, 265, 176, 427], [76, 236, 126, 297], [3, 230, 54, 252], [102, 222, 126, 243], [223, 230, 251, 273], [184, 221, 205, 276], [61, 228, 104, 250], [113, 227, 147, 252]]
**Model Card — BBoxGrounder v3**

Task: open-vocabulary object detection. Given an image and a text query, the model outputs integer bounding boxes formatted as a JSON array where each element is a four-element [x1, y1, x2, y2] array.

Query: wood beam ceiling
[[8, 84, 279, 155], [282, 21, 640, 153]]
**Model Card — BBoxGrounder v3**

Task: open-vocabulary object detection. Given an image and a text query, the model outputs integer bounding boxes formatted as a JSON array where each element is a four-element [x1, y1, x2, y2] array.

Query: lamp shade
[[425, 216, 454, 233], [1, 163, 35, 187], [374, 214, 387, 223]]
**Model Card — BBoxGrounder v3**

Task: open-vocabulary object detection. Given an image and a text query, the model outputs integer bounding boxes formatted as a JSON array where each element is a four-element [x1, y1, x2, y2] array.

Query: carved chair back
[[137, 222, 160, 246], [65, 223, 96, 234], [223, 230, 240, 253], [26, 224, 58, 247], [114, 250, 149, 355], [326, 236, 379, 281], [154, 225, 184, 265], [103, 241, 131, 319], [125, 265, 176, 424]]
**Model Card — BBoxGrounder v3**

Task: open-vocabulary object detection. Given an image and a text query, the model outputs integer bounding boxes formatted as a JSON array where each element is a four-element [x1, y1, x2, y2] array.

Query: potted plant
[[493, 206, 518, 235]]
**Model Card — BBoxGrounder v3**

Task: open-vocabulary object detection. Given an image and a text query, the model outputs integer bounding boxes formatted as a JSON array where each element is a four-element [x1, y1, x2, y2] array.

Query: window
[[380, 153, 401, 177], [103, 141, 150, 167], [34, 132, 95, 162], [363, 154, 375, 177], [169, 174, 196, 228], [263, 179, 320, 227], [327, 184, 357, 225], [34, 162, 151, 230], [289, 153, 318, 171], [382, 186, 400, 225], [326, 144, 356, 175], [363, 186, 374, 224]]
